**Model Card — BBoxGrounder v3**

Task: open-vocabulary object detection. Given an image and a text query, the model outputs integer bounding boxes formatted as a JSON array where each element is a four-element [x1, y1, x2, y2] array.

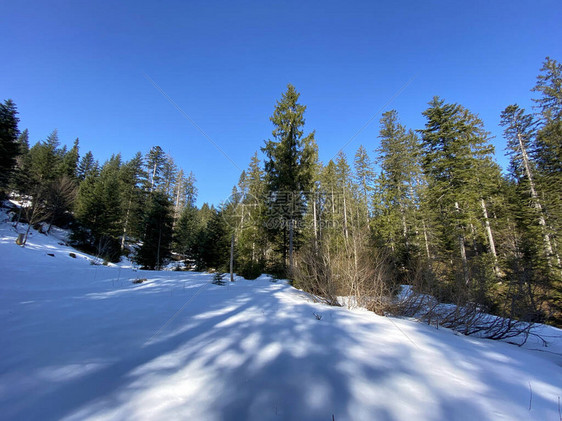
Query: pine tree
[[161, 154, 177, 198], [353, 145, 374, 222], [59, 138, 80, 179], [531, 57, 562, 268], [77, 151, 98, 180], [262, 84, 316, 274], [0, 99, 21, 192], [145, 146, 166, 192], [231, 152, 268, 278], [172, 170, 200, 264], [420, 97, 499, 288], [73, 155, 123, 260], [500, 104, 557, 268], [118, 152, 146, 249], [374, 110, 423, 267], [173, 204, 201, 263], [135, 191, 174, 270], [197, 207, 230, 270], [17, 128, 29, 154], [28, 130, 62, 183]]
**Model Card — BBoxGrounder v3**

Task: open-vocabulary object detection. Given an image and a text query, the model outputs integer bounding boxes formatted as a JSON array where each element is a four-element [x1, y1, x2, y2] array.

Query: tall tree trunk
[[230, 233, 235, 282], [156, 224, 162, 270], [343, 187, 349, 240], [400, 206, 409, 253], [173, 181, 182, 227], [480, 198, 500, 275], [289, 218, 294, 275], [517, 131, 557, 267], [313, 195, 318, 249], [121, 196, 132, 251], [455, 202, 469, 285], [422, 220, 431, 260]]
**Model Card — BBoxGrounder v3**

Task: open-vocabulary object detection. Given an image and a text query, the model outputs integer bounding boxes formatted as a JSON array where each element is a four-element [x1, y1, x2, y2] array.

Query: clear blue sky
[[2, 1, 561, 206]]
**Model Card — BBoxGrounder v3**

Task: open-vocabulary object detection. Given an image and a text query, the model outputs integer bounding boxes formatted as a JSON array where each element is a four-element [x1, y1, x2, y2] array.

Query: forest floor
[[1, 209, 561, 420]]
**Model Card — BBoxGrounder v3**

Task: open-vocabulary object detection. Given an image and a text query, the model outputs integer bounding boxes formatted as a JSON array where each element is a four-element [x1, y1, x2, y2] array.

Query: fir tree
[[0, 99, 21, 192], [77, 151, 98, 180], [145, 146, 166, 192], [262, 84, 317, 274], [73, 155, 123, 260], [59, 138, 80, 179], [28, 130, 62, 183], [531, 57, 562, 269], [353, 145, 374, 221], [135, 191, 174, 270], [420, 97, 499, 288], [118, 152, 146, 249], [374, 110, 423, 267]]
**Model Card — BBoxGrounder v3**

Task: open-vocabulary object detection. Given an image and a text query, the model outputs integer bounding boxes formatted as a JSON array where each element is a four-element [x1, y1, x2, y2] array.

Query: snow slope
[[1, 216, 561, 420]]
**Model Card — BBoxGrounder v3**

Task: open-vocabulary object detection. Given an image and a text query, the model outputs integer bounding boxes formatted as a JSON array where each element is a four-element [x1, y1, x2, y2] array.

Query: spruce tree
[[59, 138, 80, 179], [374, 110, 423, 267], [531, 57, 562, 268], [262, 84, 316, 274], [353, 145, 374, 222], [77, 151, 98, 180], [420, 97, 499, 289], [73, 155, 123, 260], [28, 130, 63, 183], [118, 152, 146, 249], [145, 146, 166, 192], [0, 99, 21, 192], [231, 152, 268, 278], [135, 191, 174, 269], [500, 104, 556, 266]]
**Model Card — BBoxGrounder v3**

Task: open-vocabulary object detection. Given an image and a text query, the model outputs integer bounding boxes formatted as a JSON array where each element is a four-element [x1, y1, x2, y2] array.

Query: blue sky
[[2, 1, 561, 206]]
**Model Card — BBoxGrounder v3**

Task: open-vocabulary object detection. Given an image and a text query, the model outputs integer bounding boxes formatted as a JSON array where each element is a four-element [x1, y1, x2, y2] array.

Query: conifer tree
[[0, 99, 21, 193], [77, 151, 98, 180], [135, 191, 174, 269], [420, 97, 499, 288], [145, 146, 166, 192], [118, 152, 146, 249], [28, 130, 63, 183], [353, 145, 374, 222], [73, 155, 123, 260], [197, 206, 230, 270], [172, 172, 200, 264], [161, 154, 177, 198], [59, 138, 80, 179], [231, 152, 269, 277], [262, 84, 316, 274], [374, 110, 423, 267], [531, 57, 562, 266], [500, 104, 557, 265]]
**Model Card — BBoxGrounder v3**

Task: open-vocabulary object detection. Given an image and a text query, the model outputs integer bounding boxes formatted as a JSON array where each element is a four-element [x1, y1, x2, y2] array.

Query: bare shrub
[[293, 243, 339, 306], [294, 229, 395, 314]]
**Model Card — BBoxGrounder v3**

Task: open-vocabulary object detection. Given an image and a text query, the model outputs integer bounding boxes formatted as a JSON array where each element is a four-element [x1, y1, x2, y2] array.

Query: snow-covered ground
[[1, 212, 561, 420]]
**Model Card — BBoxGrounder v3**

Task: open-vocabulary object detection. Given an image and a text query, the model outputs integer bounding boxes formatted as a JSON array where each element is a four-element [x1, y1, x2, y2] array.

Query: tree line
[[1, 57, 560, 326]]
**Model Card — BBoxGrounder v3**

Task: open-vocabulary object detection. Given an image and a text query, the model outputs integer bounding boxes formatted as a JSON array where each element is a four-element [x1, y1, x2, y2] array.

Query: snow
[[1, 210, 561, 420]]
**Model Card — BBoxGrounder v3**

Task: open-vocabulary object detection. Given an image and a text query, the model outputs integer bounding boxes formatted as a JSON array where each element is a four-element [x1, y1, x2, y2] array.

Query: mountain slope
[[1, 215, 561, 420]]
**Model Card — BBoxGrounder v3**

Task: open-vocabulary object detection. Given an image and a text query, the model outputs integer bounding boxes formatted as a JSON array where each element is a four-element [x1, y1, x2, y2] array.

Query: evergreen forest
[[2, 57, 561, 329]]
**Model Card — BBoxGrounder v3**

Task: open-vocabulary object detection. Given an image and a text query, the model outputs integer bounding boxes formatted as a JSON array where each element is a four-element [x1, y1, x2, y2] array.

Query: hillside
[[1, 214, 561, 421]]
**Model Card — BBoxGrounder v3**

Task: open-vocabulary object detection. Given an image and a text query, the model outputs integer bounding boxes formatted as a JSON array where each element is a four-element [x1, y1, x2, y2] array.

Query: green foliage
[[262, 84, 318, 271], [419, 98, 500, 281], [77, 151, 98, 180], [173, 204, 201, 260], [6, 57, 562, 327], [134, 191, 174, 270], [373, 110, 423, 268], [196, 208, 230, 271], [0, 99, 21, 193], [72, 155, 123, 261]]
